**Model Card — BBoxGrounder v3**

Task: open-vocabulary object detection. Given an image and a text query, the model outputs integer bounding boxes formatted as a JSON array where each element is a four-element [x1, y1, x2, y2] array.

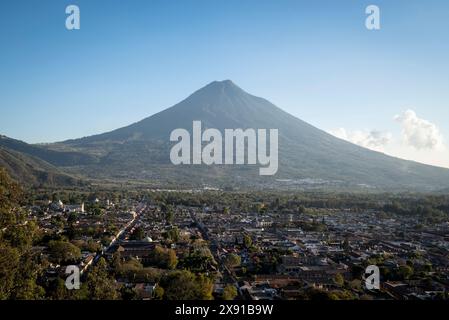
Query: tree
[[222, 285, 238, 300], [67, 212, 78, 224], [179, 248, 216, 272], [342, 237, 350, 252], [348, 279, 362, 291], [92, 207, 103, 216], [161, 203, 174, 224], [0, 168, 22, 229], [0, 244, 20, 299], [160, 270, 213, 300], [0, 245, 46, 300], [224, 254, 241, 269], [165, 210, 174, 224], [149, 246, 178, 270], [167, 249, 178, 270], [398, 265, 413, 280], [85, 257, 120, 300], [243, 234, 252, 249], [48, 240, 82, 264], [3, 220, 39, 250], [153, 286, 164, 300], [120, 286, 138, 300], [117, 257, 143, 279], [165, 227, 180, 243], [0, 169, 45, 300], [0, 169, 37, 249], [334, 273, 344, 287]]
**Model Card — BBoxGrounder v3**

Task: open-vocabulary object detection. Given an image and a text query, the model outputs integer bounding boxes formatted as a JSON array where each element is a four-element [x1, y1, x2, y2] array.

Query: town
[[3, 184, 447, 300]]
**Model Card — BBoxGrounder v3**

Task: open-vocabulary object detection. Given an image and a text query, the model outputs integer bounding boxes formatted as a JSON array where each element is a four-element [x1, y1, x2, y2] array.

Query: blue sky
[[1, 0, 449, 166]]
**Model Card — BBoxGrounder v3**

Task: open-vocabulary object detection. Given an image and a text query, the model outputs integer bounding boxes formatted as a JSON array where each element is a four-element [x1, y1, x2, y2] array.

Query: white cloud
[[327, 109, 449, 168], [329, 128, 392, 152], [394, 109, 444, 150]]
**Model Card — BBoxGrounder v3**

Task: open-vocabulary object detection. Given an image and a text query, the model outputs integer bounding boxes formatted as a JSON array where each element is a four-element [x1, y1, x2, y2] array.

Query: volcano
[[4, 80, 449, 191]]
